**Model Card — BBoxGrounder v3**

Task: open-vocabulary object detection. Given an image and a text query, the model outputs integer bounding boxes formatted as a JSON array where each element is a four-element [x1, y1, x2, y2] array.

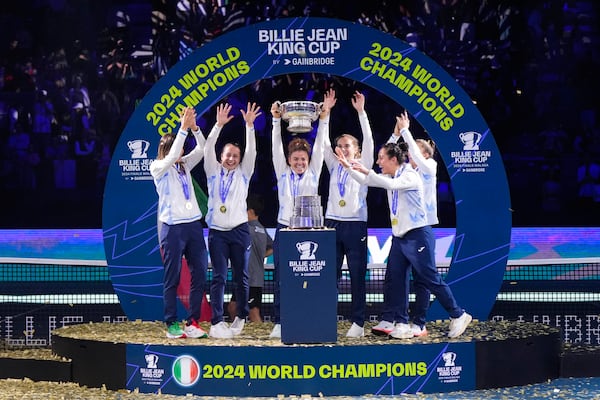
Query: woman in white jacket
[[323, 91, 374, 338], [203, 102, 262, 339], [150, 106, 208, 339], [338, 141, 471, 339], [269, 88, 336, 339], [386, 111, 438, 337]]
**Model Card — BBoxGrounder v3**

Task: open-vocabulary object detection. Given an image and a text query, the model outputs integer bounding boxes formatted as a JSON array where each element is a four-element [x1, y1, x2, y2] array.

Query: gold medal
[[220, 205, 227, 213], [391, 218, 398, 226], [185, 202, 192, 210], [339, 199, 346, 207]]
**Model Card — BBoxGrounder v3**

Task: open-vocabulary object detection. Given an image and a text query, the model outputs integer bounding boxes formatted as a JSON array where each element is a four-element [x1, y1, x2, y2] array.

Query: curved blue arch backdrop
[[102, 17, 512, 322]]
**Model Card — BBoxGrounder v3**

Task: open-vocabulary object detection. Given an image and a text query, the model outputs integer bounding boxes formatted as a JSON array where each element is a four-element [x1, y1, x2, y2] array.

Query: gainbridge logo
[[172, 355, 200, 387]]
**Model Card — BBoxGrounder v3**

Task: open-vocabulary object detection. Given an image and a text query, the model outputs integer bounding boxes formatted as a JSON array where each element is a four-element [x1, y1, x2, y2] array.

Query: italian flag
[[172, 356, 200, 386]]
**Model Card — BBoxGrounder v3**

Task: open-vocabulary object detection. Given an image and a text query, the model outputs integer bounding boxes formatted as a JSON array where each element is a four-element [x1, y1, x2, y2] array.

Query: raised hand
[[270, 102, 281, 118], [216, 103, 234, 127], [351, 91, 365, 113], [241, 102, 262, 126], [395, 110, 410, 132], [336, 147, 369, 174], [180, 106, 197, 131], [321, 88, 337, 117], [335, 146, 351, 168]]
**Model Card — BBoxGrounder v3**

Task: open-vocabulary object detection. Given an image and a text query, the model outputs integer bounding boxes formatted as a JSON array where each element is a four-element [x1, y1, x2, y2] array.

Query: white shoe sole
[[448, 314, 473, 338]]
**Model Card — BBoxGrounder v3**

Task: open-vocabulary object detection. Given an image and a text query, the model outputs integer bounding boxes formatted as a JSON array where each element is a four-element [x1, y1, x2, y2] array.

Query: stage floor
[[4, 320, 600, 398], [50, 319, 557, 346], [45, 319, 564, 397]]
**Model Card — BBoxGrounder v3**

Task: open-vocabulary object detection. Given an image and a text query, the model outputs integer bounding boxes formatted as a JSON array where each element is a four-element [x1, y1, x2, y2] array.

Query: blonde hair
[[416, 138, 435, 157], [335, 134, 361, 158]]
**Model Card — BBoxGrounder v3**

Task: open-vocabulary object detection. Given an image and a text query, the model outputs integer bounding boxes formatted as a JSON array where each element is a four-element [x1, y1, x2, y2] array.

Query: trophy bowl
[[279, 101, 322, 133]]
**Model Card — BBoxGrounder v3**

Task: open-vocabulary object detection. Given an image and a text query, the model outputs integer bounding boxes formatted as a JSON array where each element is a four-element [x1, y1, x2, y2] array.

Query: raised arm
[[353, 91, 375, 168], [335, 146, 368, 185], [362, 166, 421, 191], [271, 102, 286, 176], [240, 102, 261, 175], [387, 114, 403, 145], [397, 111, 436, 176], [311, 88, 336, 172], [151, 107, 196, 177], [182, 126, 206, 170], [204, 103, 233, 173]]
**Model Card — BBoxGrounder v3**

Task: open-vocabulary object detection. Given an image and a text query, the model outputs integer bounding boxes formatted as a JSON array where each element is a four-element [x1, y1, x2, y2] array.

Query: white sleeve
[[401, 128, 436, 176], [309, 114, 327, 174], [358, 111, 375, 168], [323, 121, 336, 170], [386, 133, 401, 144], [150, 128, 187, 178], [271, 118, 287, 176], [182, 127, 205, 169], [203, 123, 222, 174], [347, 167, 368, 185], [364, 168, 420, 191], [241, 124, 256, 176]]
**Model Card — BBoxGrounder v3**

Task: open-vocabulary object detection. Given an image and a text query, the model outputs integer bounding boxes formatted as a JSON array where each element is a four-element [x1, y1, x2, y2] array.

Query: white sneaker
[[184, 320, 208, 338], [209, 321, 234, 339], [346, 323, 365, 338], [269, 323, 281, 339], [409, 323, 428, 337], [230, 316, 245, 336], [389, 323, 413, 339], [448, 312, 472, 338], [371, 320, 395, 336]]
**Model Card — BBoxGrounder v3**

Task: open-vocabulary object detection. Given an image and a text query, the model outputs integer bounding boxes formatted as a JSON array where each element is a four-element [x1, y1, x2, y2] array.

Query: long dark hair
[[157, 133, 176, 160]]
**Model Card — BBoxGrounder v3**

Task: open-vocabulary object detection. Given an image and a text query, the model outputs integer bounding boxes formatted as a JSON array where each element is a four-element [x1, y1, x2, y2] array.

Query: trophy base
[[286, 117, 314, 133]]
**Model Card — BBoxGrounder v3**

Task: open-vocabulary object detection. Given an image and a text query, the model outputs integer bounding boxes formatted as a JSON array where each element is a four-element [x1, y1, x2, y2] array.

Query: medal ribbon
[[176, 163, 190, 201], [220, 168, 235, 204], [290, 171, 303, 197], [391, 165, 404, 216], [337, 164, 349, 198]]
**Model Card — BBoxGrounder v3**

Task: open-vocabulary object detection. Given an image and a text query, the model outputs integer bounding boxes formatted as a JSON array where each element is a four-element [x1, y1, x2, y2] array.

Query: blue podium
[[278, 228, 337, 344]]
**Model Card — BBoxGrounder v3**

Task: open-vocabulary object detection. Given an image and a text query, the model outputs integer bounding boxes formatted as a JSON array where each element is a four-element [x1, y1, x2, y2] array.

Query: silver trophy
[[289, 195, 324, 229], [276, 100, 323, 133]]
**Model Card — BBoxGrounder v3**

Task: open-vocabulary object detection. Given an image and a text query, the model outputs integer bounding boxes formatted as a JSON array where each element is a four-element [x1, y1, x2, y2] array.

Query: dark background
[[0, 0, 598, 229]]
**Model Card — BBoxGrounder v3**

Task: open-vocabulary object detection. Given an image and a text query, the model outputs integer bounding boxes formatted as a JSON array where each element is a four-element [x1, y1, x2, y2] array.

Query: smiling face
[[288, 150, 309, 174], [376, 147, 399, 175], [221, 143, 241, 170], [335, 135, 360, 160]]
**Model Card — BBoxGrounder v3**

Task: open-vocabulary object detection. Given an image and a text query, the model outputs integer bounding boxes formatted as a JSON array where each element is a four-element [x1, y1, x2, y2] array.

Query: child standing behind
[[228, 193, 273, 322]]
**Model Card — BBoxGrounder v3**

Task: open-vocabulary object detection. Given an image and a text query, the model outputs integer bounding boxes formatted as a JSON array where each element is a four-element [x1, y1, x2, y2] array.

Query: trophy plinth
[[279, 101, 322, 133]]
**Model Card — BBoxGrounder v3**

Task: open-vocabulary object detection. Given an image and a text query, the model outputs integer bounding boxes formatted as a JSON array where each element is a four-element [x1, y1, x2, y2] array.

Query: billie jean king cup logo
[[442, 352, 457, 367], [296, 241, 318, 260], [128, 139, 150, 158], [459, 131, 482, 151], [145, 353, 159, 369]]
